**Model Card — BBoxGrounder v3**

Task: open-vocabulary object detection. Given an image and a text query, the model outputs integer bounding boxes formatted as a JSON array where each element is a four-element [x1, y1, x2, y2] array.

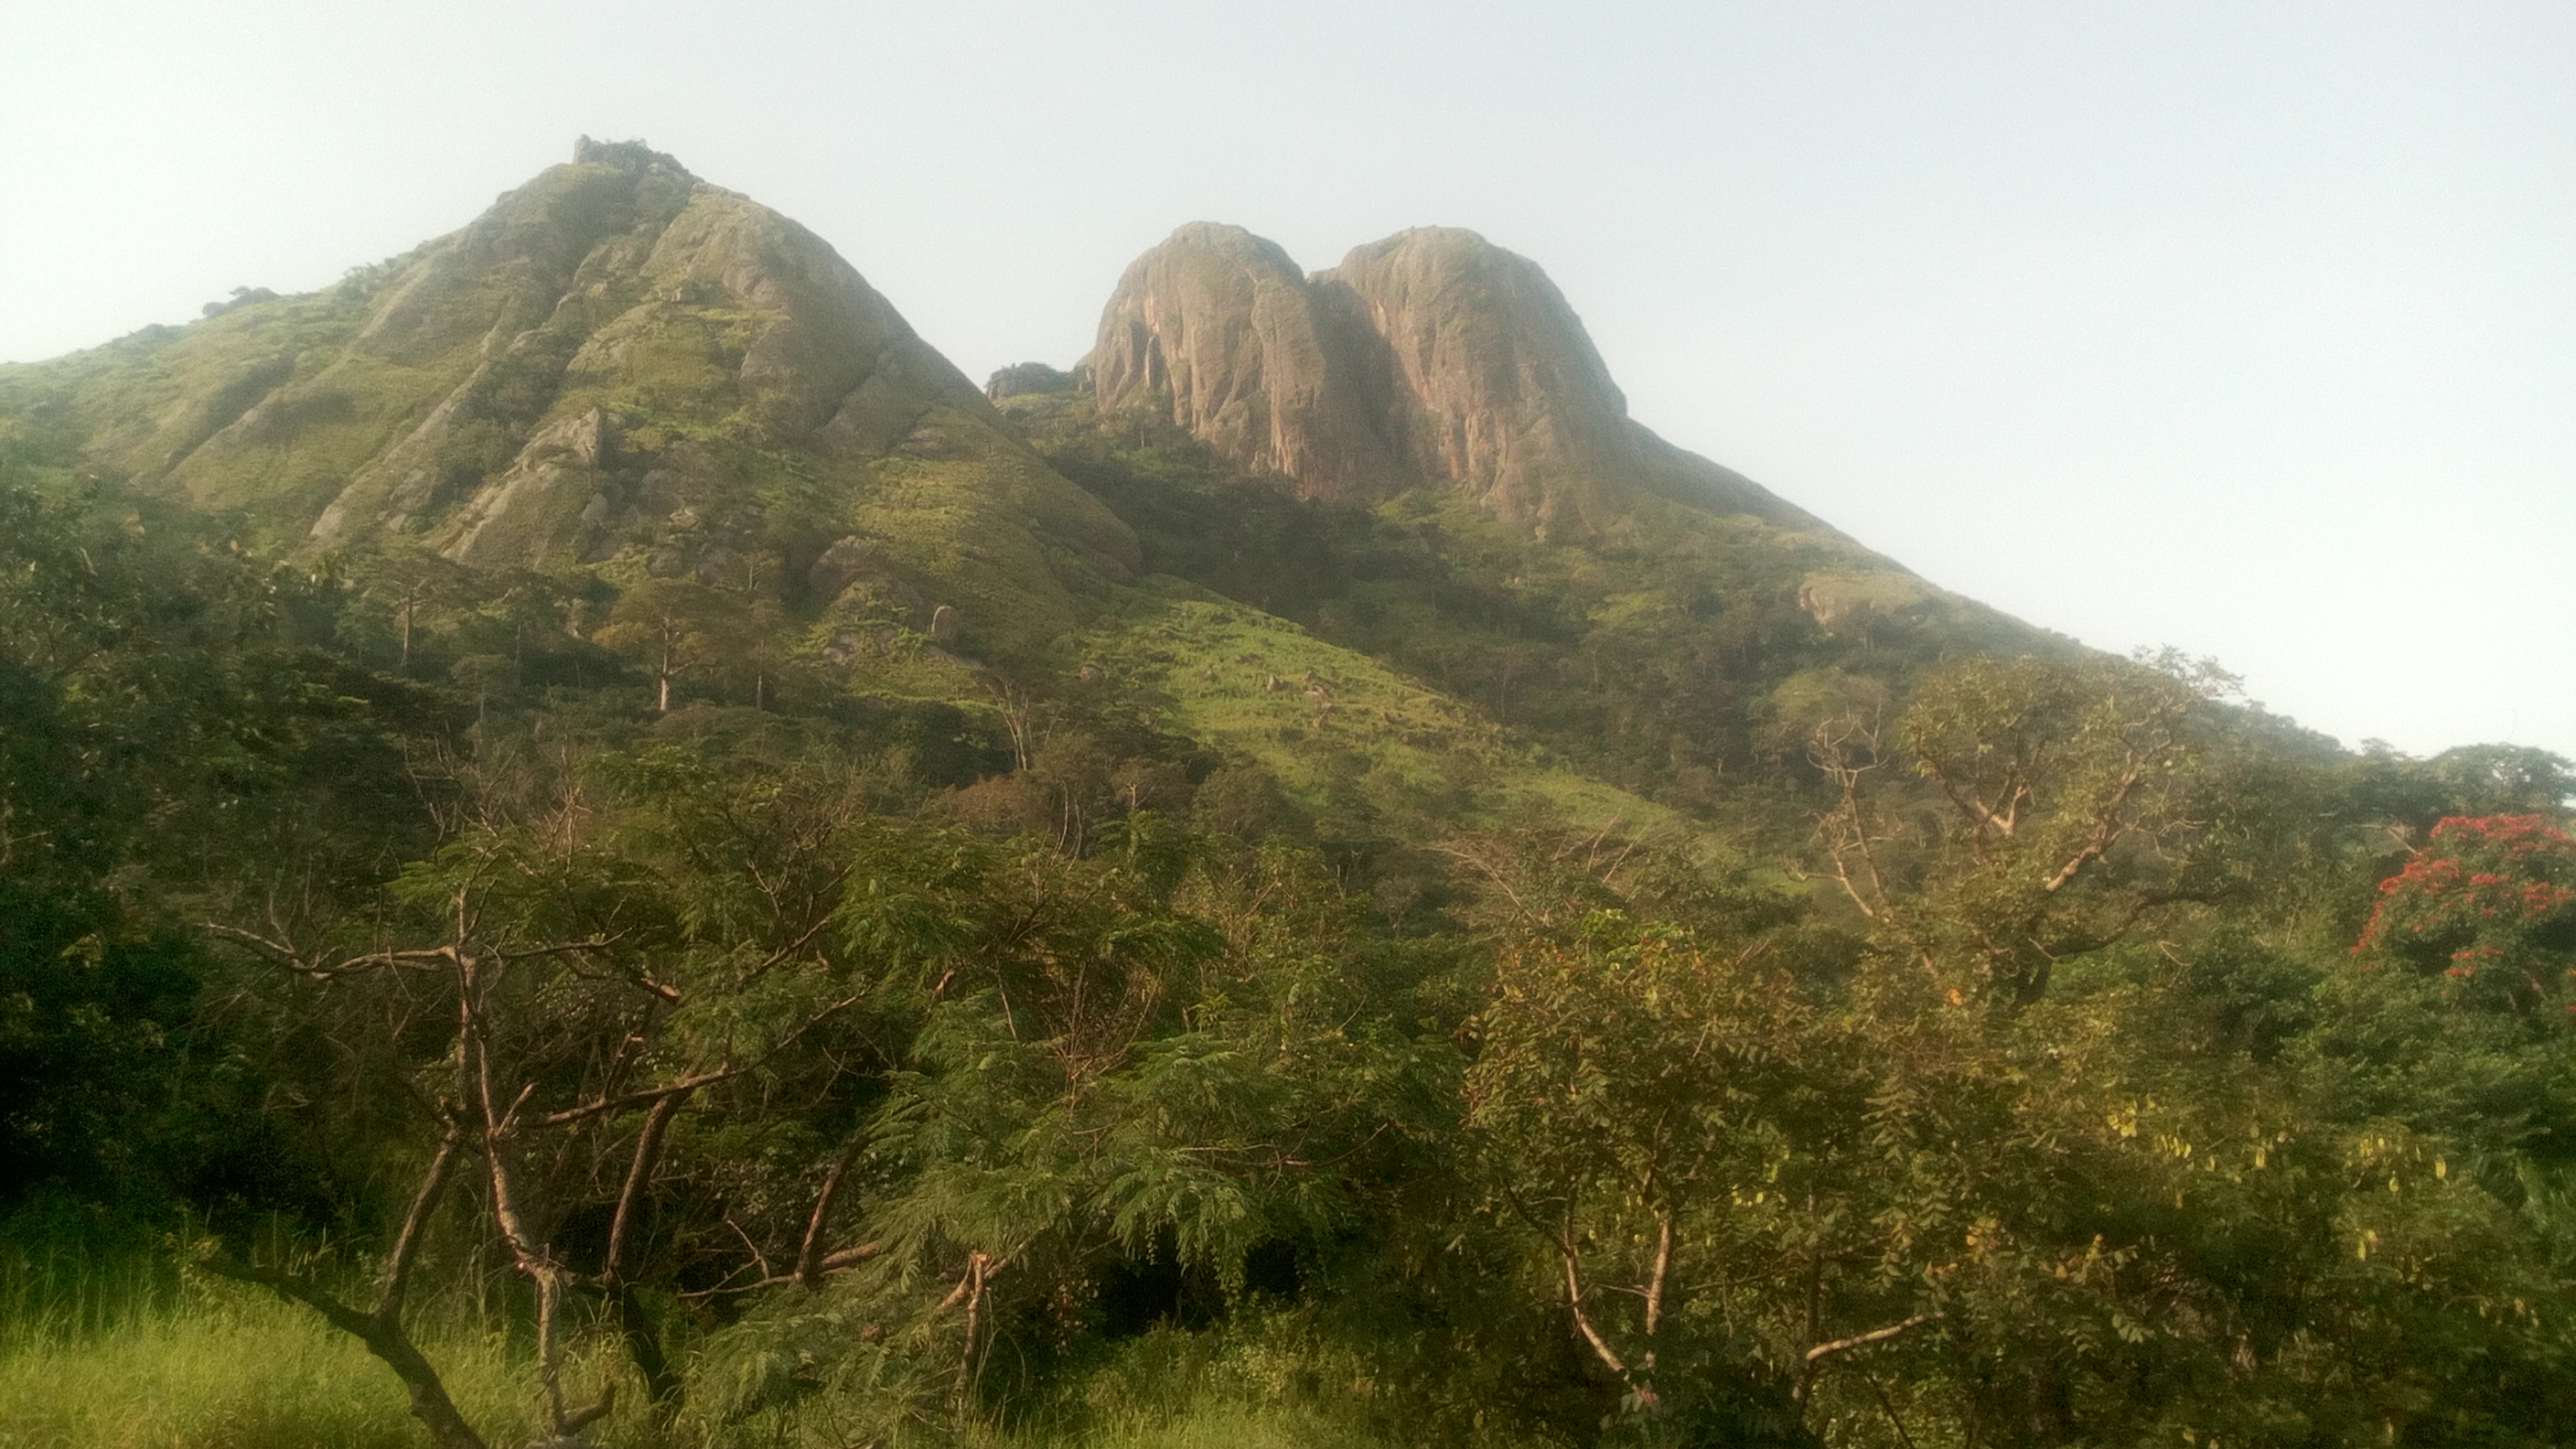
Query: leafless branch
[[535, 1069, 738, 1131], [1804, 1311, 1942, 1364], [1561, 1240, 1630, 1379], [675, 1240, 886, 1300], [1642, 1214, 1672, 1340], [373, 1125, 463, 1321], [603, 1090, 686, 1282], [491, 935, 628, 963], [201, 922, 458, 979], [797, 1130, 869, 1288], [194, 1254, 488, 1449]]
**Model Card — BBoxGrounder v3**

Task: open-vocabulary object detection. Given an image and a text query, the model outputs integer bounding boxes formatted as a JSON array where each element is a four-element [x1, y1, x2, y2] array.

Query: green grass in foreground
[[0, 1264, 1444, 1449], [1076, 1402, 1392, 1449], [0, 1280, 543, 1449]]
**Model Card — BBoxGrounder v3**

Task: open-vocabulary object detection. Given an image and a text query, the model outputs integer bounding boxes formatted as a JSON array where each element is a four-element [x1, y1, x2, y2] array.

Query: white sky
[[4, 1, 2569, 759]]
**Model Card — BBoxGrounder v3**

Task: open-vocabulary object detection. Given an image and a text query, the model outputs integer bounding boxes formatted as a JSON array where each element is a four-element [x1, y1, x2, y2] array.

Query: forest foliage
[[4, 415, 2575, 1449]]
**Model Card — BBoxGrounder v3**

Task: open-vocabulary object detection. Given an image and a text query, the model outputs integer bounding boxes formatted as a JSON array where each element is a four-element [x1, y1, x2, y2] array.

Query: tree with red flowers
[[2356, 813, 2576, 1014]]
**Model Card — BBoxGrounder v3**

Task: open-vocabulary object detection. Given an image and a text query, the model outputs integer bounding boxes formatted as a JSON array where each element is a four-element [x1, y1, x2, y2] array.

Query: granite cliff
[[1092, 222, 1818, 537]]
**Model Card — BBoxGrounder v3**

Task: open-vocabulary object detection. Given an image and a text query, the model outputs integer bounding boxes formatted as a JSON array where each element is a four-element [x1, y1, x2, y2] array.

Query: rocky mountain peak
[[571, 134, 696, 178], [1314, 227, 1638, 529], [4, 143, 1137, 654], [1089, 223, 1403, 500], [1091, 223, 1814, 536], [298, 145, 995, 560]]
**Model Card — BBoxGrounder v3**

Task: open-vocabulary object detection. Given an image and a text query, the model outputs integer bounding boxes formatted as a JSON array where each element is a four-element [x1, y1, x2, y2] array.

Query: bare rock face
[[445, 406, 617, 565], [1317, 228, 1637, 530], [1091, 224, 1816, 535], [1090, 224, 1402, 500]]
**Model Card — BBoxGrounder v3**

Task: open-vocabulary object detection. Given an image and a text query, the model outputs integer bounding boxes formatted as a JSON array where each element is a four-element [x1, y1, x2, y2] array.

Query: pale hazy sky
[[4, 1, 2569, 759]]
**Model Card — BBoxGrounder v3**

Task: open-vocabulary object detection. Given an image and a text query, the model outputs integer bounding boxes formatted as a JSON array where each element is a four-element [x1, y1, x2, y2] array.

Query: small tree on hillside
[[594, 578, 763, 712], [349, 542, 476, 673], [193, 752, 893, 1447]]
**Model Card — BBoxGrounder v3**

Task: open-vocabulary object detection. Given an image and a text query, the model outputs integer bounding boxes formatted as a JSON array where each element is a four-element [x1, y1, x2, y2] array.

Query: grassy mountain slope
[[2, 140, 2051, 832], [0, 139, 1133, 660], [1013, 390, 2057, 828], [1084, 579, 1698, 841], [10, 143, 2576, 1449]]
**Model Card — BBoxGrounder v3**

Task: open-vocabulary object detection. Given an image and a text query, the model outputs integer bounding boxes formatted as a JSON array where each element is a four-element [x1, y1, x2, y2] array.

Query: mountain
[[15, 144, 2576, 1449], [1004, 221, 2049, 814], [0, 142, 2046, 829], [0, 138, 1135, 657], [1090, 221, 1820, 536]]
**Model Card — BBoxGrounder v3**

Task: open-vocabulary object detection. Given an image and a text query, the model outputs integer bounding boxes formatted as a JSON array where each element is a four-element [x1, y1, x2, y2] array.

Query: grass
[[1073, 1401, 1394, 1449], [0, 1272, 544, 1449], [1081, 577, 1707, 850], [0, 1303, 1436, 1449], [0, 1242, 1456, 1449]]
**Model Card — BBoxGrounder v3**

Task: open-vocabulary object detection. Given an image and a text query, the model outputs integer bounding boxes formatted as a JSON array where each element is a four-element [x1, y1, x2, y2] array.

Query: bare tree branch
[[535, 1069, 737, 1131], [603, 1090, 685, 1282], [1642, 1214, 1673, 1341], [1561, 1244, 1630, 1379], [675, 1241, 886, 1300], [797, 1129, 869, 1288], [373, 1125, 462, 1322], [200, 922, 458, 979], [1804, 1311, 1942, 1364]]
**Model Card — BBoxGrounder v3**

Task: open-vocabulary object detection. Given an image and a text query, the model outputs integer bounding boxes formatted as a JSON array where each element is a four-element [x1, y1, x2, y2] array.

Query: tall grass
[[0, 1233, 543, 1449], [0, 1240, 1499, 1449]]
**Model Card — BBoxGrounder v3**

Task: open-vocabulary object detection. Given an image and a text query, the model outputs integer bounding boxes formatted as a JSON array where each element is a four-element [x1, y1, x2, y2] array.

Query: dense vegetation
[[5, 386, 2574, 1449]]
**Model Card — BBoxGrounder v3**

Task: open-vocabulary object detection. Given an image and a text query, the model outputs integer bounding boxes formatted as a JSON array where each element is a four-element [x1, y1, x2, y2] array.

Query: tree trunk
[[603, 1090, 688, 1413], [614, 1283, 683, 1412], [796, 1131, 868, 1288], [197, 1258, 488, 1449], [192, 1128, 485, 1449]]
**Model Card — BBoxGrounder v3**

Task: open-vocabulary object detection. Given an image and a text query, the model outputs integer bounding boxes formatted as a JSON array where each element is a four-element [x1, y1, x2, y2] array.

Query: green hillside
[[0, 139, 1134, 660], [3, 144, 2572, 1449]]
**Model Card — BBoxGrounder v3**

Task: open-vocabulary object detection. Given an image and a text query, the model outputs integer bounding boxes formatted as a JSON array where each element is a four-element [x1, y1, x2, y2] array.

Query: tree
[[348, 542, 473, 673], [194, 748, 890, 1444], [2317, 811, 2576, 1170], [1815, 651, 2241, 1005], [594, 578, 763, 712], [1463, 899, 1959, 1446], [2355, 813, 2576, 1013], [0, 475, 442, 1213]]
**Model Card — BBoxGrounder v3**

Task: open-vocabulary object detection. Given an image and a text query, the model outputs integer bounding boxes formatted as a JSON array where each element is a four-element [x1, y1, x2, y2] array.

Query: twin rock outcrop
[[1089, 222, 1816, 537]]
